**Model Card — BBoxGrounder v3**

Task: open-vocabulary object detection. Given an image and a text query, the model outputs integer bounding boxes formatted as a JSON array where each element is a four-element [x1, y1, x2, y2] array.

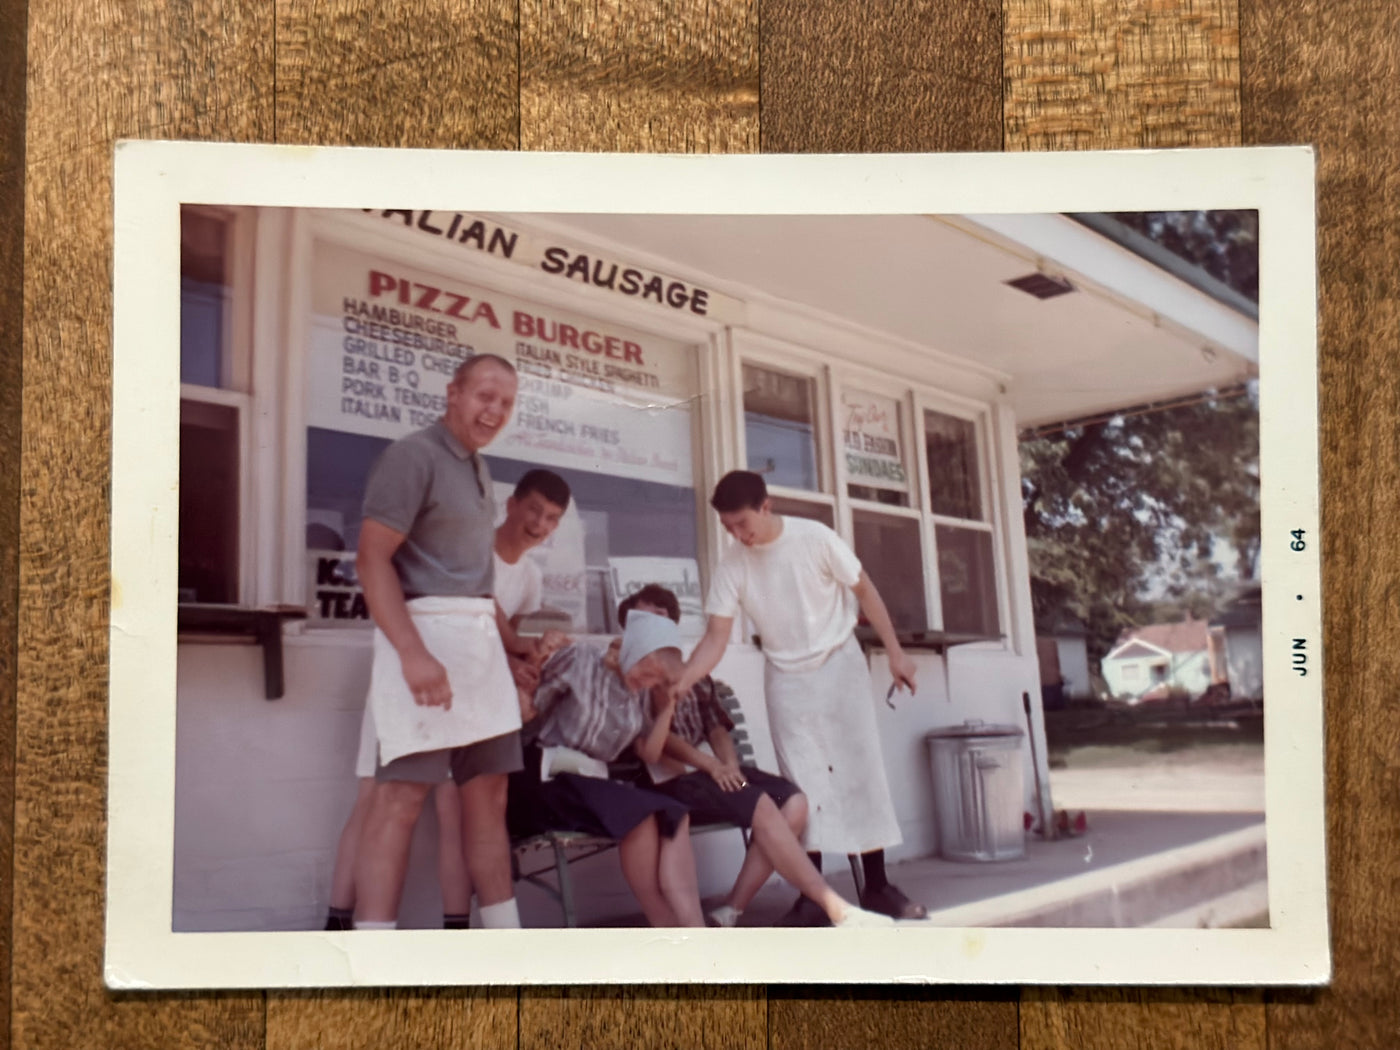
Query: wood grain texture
[[9, 0, 1399, 1045], [761, 0, 1002, 153], [757, 2, 1008, 1043], [520, 0, 758, 153], [1242, 0, 1400, 1044], [519, 986, 765, 1050], [1003, 2, 1269, 1046], [0, 0, 25, 1041], [268, 3, 521, 1045], [275, 0, 519, 149], [517, 4, 761, 1043], [16, 1, 271, 1047], [1004, 0, 1240, 150], [1020, 989, 1267, 1049], [769, 987, 1018, 1050], [266, 989, 516, 1050]]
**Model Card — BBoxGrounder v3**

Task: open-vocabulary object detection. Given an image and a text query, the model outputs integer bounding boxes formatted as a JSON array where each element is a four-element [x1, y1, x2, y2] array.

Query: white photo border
[[108, 142, 1326, 988]]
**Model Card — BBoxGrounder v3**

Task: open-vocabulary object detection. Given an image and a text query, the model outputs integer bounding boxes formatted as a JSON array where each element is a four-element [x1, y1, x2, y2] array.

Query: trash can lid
[[924, 719, 1025, 739]]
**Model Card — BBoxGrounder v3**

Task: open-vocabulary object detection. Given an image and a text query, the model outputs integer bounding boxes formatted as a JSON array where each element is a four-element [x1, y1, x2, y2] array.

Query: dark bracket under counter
[[177, 605, 309, 700], [854, 626, 1004, 655]]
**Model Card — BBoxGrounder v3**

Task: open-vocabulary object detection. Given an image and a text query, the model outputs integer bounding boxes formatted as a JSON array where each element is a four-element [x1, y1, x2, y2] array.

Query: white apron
[[367, 596, 520, 766], [763, 635, 902, 854]]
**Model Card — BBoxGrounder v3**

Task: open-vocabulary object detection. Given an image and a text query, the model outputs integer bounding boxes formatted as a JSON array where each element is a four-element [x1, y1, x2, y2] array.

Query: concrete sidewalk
[[739, 812, 1265, 929], [659, 810, 1267, 930]]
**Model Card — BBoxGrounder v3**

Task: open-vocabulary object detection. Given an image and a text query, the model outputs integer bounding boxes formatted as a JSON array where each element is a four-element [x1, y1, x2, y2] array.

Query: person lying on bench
[[615, 594, 893, 929], [505, 615, 708, 927]]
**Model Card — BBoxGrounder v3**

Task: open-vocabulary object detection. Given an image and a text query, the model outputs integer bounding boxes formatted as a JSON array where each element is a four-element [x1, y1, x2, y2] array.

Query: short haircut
[[617, 583, 682, 627], [710, 470, 768, 513], [513, 468, 571, 512], [451, 353, 516, 386]]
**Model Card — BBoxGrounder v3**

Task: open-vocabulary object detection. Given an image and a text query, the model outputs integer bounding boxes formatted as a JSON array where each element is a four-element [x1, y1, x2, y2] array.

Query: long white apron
[[367, 596, 520, 766], [762, 635, 902, 854]]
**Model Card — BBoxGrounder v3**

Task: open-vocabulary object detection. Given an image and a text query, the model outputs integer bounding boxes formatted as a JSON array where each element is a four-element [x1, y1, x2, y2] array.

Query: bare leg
[[617, 816, 679, 927], [433, 781, 473, 916], [655, 814, 705, 927], [354, 779, 432, 923], [329, 778, 377, 910], [724, 792, 811, 913], [458, 773, 514, 907], [746, 794, 852, 923]]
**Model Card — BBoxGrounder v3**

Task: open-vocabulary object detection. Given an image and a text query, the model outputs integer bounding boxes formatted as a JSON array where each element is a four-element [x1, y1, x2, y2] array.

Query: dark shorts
[[506, 744, 691, 841], [651, 766, 801, 828], [374, 730, 524, 785]]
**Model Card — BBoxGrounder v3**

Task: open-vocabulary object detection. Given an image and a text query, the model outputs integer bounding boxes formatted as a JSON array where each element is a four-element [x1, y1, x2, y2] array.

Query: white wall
[[174, 633, 1037, 930]]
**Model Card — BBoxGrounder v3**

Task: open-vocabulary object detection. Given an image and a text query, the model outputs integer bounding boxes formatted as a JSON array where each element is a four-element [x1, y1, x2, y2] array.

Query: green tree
[[1108, 211, 1259, 303], [1022, 390, 1259, 666]]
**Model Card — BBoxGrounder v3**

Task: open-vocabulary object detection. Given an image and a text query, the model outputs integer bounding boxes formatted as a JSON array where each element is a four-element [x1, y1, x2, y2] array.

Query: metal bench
[[511, 681, 754, 928]]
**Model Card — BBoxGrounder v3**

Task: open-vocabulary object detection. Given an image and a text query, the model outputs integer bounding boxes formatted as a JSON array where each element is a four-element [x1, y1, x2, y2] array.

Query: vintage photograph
[[107, 145, 1325, 987]]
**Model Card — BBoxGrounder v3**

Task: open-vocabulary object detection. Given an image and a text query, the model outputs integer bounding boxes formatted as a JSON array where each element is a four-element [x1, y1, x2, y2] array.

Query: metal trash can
[[925, 720, 1026, 861]]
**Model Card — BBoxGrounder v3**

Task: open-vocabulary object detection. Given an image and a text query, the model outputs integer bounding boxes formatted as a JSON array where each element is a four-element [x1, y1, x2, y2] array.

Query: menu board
[[308, 242, 698, 487]]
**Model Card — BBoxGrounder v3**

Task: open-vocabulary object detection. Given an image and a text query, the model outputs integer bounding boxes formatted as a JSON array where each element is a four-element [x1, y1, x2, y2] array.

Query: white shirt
[[705, 516, 863, 673], [493, 550, 543, 621]]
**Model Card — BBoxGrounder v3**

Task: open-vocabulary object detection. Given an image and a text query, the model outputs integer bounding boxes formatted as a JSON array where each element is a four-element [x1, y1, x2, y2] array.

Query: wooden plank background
[[6, 0, 1396, 1044]]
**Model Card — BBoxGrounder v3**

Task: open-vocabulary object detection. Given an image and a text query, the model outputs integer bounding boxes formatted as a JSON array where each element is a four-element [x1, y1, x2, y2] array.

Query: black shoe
[[774, 894, 832, 927], [859, 882, 928, 920]]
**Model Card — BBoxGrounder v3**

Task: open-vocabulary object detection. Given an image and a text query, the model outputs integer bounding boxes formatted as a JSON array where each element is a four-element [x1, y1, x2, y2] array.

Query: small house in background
[[1035, 615, 1092, 708], [1101, 617, 1213, 703], [1208, 586, 1263, 701]]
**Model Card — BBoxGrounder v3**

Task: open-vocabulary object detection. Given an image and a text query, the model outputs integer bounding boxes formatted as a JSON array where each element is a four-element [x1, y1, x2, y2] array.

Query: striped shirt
[[529, 644, 647, 762]]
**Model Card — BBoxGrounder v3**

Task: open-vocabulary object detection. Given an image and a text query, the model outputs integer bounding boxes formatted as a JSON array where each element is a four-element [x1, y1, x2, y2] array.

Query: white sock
[[478, 898, 521, 929], [353, 919, 397, 930], [706, 904, 742, 928]]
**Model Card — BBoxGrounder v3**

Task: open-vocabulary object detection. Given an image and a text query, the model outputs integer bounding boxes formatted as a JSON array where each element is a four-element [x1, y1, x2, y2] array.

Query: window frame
[[732, 333, 837, 515], [728, 344, 1011, 647], [178, 204, 256, 606], [914, 390, 1011, 642]]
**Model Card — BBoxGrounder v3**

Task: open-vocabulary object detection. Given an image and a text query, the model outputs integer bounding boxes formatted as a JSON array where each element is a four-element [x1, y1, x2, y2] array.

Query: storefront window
[[935, 524, 998, 636], [925, 409, 981, 520], [179, 206, 246, 606], [181, 209, 231, 388], [853, 510, 928, 632], [179, 401, 239, 604], [768, 494, 834, 529], [924, 407, 999, 636], [302, 239, 701, 631], [743, 364, 819, 491]]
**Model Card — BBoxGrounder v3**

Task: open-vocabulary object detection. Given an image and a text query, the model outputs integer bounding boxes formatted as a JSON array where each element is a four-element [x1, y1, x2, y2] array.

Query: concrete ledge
[[922, 823, 1267, 928], [1148, 880, 1269, 929]]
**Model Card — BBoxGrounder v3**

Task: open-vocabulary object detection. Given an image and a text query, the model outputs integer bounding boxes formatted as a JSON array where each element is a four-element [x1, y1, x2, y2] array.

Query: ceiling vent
[[1005, 272, 1076, 300]]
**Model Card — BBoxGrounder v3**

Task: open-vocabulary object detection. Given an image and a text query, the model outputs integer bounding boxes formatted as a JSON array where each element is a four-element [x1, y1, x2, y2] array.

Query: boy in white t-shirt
[[670, 470, 927, 923], [325, 468, 571, 930]]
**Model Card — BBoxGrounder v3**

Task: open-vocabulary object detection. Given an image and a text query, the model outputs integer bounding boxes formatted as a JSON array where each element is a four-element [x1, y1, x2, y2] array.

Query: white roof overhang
[[522, 212, 1258, 427]]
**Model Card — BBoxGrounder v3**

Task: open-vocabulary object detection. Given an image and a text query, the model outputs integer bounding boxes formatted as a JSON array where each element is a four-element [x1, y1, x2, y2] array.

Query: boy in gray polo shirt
[[353, 353, 528, 930]]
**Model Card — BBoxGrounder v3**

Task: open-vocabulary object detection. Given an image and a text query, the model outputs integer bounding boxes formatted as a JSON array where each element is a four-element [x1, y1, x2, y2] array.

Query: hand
[[508, 653, 540, 692], [667, 670, 697, 706], [535, 630, 571, 662], [400, 647, 452, 710], [889, 650, 917, 695], [708, 762, 747, 793], [603, 639, 623, 674]]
